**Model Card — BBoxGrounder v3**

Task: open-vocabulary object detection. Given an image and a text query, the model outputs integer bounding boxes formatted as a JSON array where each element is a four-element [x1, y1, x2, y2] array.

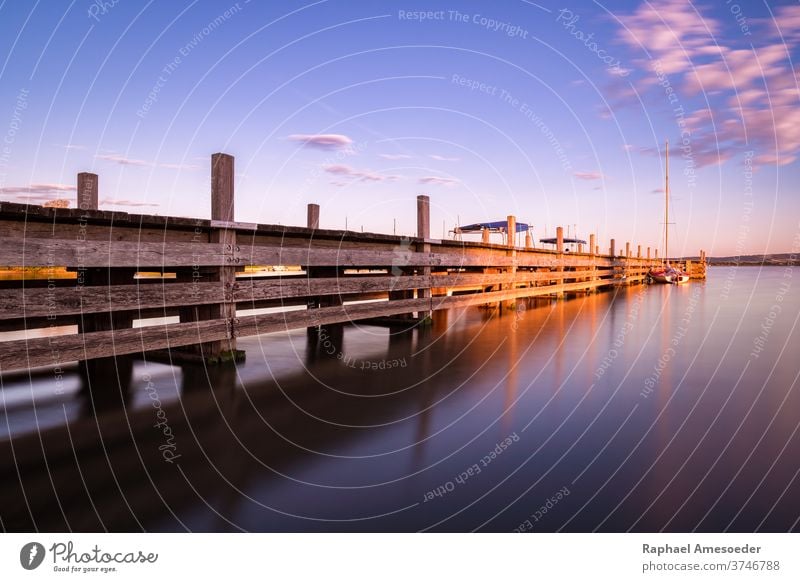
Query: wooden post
[[626, 242, 631, 258], [307, 203, 320, 229], [482, 228, 491, 245], [556, 226, 564, 253], [417, 195, 430, 240], [180, 153, 240, 362], [610, 239, 616, 257], [507, 215, 516, 248], [647, 247, 651, 260], [525, 230, 533, 249], [417, 195, 431, 320], [77, 172, 98, 211], [637, 244, 642, 259], [589, 234, 596, 256], [655, 248, 659, 260], [595, 245, 599, 255], [211, 154, 234, 222]]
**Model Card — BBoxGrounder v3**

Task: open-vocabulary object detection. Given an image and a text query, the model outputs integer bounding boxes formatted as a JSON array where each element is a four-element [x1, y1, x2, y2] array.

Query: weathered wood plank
[[0, 281, 225, 320], [0, 237, 227, 267], [0, 319, 230, 371]]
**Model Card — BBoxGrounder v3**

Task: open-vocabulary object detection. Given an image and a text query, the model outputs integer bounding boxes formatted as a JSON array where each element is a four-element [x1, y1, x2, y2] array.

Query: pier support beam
[[610, 238, 616, 258]]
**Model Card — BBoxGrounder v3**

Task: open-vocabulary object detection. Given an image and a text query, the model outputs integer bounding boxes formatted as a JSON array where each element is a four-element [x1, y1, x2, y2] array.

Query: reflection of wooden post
[[418, 195, 431, 320], [75, 171, 135, 397], [307, 203, 320, 229], [77, 172, 98, 211]]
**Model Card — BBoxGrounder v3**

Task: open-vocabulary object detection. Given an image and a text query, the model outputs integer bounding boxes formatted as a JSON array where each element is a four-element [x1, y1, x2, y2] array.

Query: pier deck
[[0, 153, 705, 373]]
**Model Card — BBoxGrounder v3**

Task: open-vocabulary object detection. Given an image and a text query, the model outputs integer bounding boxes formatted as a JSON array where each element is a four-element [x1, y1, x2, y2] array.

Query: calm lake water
[[1, 266, 799, 532]]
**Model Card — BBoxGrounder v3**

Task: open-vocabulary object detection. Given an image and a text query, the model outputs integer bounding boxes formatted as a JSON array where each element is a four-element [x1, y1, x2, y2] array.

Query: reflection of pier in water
[[0, 319, 456, 531]]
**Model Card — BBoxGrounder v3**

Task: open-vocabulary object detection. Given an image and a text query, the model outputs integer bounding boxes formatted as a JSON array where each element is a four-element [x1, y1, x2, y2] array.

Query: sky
[[0, 0, 798, 256]]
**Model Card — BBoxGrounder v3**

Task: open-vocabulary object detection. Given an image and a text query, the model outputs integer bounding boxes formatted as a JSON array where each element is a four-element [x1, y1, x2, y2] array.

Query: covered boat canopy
[[539, 237, 587, 245], [455, 220, 529, 234]]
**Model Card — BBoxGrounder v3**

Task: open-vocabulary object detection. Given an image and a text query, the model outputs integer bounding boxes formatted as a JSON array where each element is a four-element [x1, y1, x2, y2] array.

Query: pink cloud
[[100, 198, 160, 208], [379, 153, 412, 160], [429, 154, 460, 162], [95, 153, 150, 166], [0, 183, 76, 195], [322, 164, 398, 182], [288, 133, 353, 150], [573, 171, 605, 180], [418, 176, 459, 186]]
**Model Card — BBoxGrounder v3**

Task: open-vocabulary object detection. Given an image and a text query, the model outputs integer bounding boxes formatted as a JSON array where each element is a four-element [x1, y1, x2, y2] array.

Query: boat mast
[[665, 139, 669, 267]]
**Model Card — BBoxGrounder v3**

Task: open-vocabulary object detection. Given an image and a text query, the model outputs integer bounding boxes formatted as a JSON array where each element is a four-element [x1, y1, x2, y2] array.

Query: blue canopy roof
[[456, 220, 530, 234]]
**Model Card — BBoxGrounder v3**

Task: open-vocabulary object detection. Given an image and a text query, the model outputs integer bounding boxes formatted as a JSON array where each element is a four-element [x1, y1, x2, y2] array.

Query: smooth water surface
[[1, 266, 799, 532]]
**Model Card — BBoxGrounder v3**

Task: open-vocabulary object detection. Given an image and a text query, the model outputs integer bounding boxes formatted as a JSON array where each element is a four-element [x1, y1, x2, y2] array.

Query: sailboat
[[649, 140, 689, 285]]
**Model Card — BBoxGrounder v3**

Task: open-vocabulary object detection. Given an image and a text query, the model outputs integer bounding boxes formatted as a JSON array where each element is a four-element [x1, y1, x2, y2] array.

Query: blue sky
[[1, 0, 798, 255]]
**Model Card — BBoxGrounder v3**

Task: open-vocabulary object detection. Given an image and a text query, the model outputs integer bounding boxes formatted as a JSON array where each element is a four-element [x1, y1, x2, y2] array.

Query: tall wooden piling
[[417, 195, 431, 320], [77, 172, 98, 211], [307, 203, 320, 229]]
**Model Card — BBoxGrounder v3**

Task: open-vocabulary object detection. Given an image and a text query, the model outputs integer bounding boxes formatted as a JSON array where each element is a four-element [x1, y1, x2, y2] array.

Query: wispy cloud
[[94, 153, 201, 170], [429, 154, 460, 162], [615, 0, 800, 167], [95, 153, 150, 166], [378, 153, 412, 160], [573, 171, 605, 181], [100, 198, 160, 208], [323, 164, 399, 182], [56, 143, 85, 151], [418, 176, 459, 186], [0, 183, 76, 195], [288, 133, 353, 150]]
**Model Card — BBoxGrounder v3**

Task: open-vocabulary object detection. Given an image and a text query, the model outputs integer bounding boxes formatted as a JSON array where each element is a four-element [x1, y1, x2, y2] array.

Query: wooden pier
[[0, 153, 706, 374]]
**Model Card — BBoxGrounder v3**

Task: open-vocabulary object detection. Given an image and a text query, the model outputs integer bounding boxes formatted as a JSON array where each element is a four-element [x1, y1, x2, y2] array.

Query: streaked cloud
[[378, 153, 412, 160], [615, 0, 800, 167], [418, 176, 459, 186], [429, 154, 460, 162], [95, 153, 150, 166], [0, 183, 77, 194], [100, 198, 160, 208], [288, 133, 353, 150], [94, 153, 201, 170], [573, 171, 604, 181], [322, 164, 399, 182]]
